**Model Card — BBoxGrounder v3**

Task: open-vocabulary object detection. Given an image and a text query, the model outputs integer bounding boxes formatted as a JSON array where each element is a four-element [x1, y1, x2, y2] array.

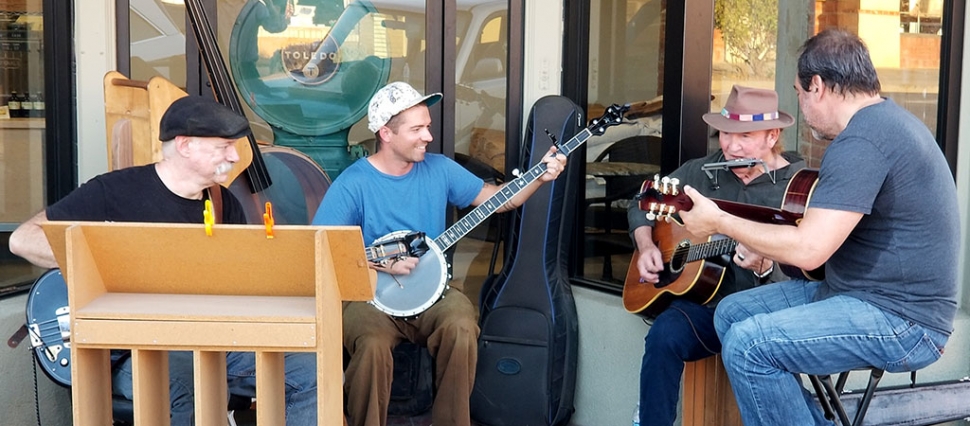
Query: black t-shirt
[[46, 164, 246, 225]]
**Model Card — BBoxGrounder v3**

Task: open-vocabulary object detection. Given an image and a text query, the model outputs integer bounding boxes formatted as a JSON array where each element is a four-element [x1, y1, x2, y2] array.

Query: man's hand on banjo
[[373, 256, 420, 275]]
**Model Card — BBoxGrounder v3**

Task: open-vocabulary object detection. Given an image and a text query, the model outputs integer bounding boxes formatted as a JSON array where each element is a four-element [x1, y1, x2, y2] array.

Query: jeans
[[713, 279, 948, 426], [112, 351, 317, 425], [639, 299, 721, 426]]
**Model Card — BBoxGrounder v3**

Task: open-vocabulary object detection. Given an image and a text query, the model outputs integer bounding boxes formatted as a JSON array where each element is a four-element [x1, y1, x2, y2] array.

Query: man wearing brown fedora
[[626, 85, 806, 426]]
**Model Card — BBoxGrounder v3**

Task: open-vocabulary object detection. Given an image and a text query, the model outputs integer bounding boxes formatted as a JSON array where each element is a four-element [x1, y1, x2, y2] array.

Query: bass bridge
[[28, 306, 71, 365]]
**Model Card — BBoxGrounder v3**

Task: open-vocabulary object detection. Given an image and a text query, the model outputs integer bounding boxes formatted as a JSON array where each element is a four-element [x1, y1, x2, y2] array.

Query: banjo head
[[371, 231, 448, 317]]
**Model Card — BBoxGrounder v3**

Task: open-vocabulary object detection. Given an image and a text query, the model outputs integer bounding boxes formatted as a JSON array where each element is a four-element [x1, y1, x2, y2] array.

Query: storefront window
[[130, 1, 187, 88], [711, 0, 945, 166], [0, 1, 46, 293], [452, 1, 509, 301], [579, 0, 666, 287]]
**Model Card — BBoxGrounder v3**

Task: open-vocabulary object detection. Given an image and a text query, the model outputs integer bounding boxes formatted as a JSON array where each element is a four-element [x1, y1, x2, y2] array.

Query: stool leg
[[818, 375, 852, 426], [808, 375, 836, 421], [851, 369, 884, 426]]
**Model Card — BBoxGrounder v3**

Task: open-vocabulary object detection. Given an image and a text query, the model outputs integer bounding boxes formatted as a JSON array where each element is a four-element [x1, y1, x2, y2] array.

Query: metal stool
[[807, 368, 915, 426]]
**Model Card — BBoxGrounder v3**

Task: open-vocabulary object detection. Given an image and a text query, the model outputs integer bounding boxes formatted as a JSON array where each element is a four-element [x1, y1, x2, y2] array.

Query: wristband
[[754, 262, 774, 279]]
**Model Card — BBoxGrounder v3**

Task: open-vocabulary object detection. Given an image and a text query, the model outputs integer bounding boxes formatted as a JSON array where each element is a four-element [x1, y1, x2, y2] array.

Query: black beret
[[158, 96, 251, 141]]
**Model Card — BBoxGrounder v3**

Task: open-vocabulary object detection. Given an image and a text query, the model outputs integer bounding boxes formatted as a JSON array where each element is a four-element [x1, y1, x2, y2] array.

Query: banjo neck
[[434, 127, 596, 252]]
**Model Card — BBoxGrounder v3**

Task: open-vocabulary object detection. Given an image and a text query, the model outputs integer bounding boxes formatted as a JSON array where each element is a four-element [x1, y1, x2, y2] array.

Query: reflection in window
[[452, 1, 509, 306], [130, 0, 187, 88], [580, 0, 666, 287], [0, 1, 46, 291], [711, 0, 944, 167], [456, 3, 508, 174]]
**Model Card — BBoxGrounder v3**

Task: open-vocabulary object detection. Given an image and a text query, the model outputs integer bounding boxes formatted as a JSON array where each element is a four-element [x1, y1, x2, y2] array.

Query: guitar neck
[[685, 237, 738, 263], [712, 199, 803, 226], [434, 128, 594, 251], [184, 0, 272, 193]]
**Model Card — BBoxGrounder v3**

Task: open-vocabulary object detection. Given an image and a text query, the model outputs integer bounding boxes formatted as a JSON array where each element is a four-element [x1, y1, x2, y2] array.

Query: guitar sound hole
[[668, 240, 691, 273], [655, 240, 690, 289]]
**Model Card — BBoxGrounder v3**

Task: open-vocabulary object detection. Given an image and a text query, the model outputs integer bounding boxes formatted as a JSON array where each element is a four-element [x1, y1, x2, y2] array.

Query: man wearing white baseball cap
[[313, 81, 568, 426], [626, 85, 806, 426]]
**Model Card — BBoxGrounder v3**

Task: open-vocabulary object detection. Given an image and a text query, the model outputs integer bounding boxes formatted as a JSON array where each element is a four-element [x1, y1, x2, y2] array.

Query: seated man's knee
[[445, 316, 480, 341], [713, 293, 749, 338]]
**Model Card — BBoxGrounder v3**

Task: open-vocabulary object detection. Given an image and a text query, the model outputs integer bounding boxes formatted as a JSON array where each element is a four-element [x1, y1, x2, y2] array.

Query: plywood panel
[[682, 355, 743, 426]]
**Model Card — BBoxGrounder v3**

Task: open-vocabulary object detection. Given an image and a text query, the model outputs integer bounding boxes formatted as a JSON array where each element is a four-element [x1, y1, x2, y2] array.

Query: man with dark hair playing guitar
[[626, 85, 805, 426]]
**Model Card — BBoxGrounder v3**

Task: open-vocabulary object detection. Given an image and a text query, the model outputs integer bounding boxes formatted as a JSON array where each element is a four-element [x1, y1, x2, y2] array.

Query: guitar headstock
[[588, 103, 630, 136], [635, 175, 693, 221]]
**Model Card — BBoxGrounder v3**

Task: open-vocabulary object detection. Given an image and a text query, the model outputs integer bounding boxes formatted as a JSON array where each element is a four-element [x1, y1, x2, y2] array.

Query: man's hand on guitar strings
[[636, 245, 664, 284], [678, 185, 724, 238], [539, 146, 568, 182]]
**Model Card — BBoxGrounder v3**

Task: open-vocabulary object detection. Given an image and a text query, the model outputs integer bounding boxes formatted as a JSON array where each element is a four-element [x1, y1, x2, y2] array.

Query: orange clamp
[[263, 202, 275, 239]]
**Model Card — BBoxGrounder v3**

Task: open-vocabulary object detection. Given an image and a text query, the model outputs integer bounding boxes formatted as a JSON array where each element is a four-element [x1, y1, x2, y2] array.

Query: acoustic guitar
[[622, 168, 822, 317]]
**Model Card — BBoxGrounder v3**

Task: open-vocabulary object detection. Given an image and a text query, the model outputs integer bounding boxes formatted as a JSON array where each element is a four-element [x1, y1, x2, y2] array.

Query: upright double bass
[[184, 0, 331, 224]]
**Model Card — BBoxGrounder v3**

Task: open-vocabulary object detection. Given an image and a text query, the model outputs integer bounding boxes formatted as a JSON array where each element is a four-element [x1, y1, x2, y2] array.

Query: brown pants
[[343, 288, 479, 426]]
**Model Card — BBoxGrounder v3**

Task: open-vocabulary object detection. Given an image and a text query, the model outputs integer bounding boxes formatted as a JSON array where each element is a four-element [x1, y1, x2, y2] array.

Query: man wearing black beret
[[10, 95, 319, 425]]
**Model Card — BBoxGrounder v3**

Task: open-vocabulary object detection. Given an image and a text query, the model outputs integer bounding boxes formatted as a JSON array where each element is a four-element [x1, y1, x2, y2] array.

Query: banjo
[[370, 104, 630, 317]]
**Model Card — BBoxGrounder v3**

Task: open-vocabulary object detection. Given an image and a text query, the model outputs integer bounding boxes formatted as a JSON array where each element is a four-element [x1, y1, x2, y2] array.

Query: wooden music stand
[[43, 221, 375, 426]]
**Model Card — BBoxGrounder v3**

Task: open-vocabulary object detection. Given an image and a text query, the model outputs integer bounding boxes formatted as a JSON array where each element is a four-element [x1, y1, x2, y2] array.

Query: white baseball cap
[[367, 81, 443, 133]]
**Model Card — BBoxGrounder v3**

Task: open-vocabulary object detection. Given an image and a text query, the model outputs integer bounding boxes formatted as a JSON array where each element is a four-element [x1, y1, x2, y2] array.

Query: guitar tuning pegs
[[645, 202, 659, 221], [669, 178, 680, 195]]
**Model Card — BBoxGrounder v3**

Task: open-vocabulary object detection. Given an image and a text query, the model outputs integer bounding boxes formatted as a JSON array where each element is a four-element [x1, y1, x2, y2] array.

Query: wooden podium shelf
[[44, 221, 375, 426]]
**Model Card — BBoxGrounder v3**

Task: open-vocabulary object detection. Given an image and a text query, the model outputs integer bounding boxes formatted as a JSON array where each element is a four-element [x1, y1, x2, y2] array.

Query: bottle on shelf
[[21, 91, 33, 117], [34, 92, 44, 118], [8, 91, 22, 118]]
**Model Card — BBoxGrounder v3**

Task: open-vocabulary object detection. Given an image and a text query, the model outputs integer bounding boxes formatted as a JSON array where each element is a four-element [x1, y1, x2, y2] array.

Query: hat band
[[720, 108, 779, 122]]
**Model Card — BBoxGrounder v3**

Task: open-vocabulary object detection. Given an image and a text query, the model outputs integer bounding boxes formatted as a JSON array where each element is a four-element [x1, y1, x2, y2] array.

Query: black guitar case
[[471, 95, 583, 426]]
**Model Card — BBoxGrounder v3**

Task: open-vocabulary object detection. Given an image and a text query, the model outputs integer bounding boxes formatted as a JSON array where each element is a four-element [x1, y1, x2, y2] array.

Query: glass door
[[579, 0, 667, 288], [0, 0, 46, 294]]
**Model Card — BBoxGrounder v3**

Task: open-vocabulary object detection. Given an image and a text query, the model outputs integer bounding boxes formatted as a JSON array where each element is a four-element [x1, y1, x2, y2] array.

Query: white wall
[[75, 0, 116, 182]]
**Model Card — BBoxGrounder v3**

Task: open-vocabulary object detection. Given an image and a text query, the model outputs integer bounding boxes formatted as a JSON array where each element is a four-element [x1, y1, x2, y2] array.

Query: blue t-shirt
[[311, 153, 484, 245], [810, 99, 959, 336]]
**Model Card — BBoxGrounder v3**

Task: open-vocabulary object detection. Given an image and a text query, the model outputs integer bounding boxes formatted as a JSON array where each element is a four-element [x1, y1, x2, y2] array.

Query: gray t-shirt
[[810, 98, 959, 336]]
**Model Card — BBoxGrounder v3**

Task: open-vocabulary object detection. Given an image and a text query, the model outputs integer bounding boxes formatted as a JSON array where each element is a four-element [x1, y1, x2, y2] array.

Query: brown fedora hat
[[702, 85, 794, 133]]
